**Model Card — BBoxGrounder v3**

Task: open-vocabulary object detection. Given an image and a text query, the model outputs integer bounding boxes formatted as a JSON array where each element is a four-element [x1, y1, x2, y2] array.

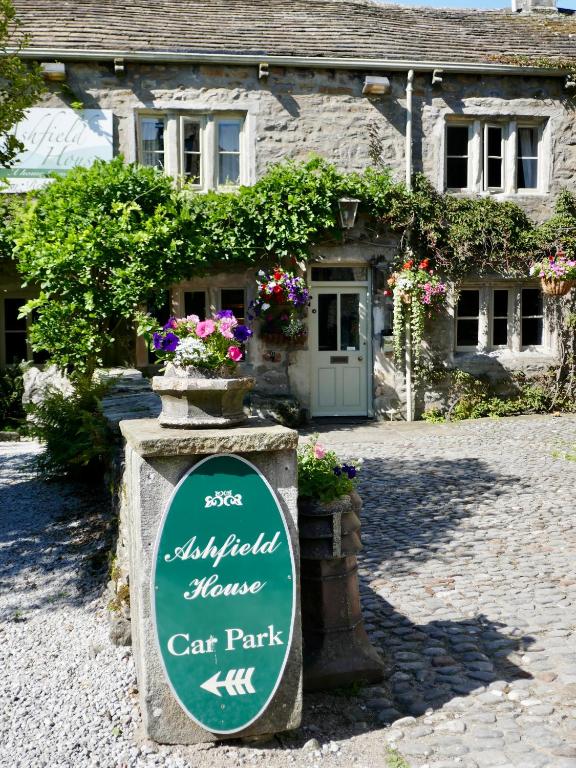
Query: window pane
[[522, 288, 542, 317], [493, 289, 508, 317], [218, 122, 240, 152], [446, 126, 469, 156], [318, 294, 337, 351], [518, 127, 538, 157], [522, 318, 543, 346], [340, 294, 360, 351], [311, 267, 367, 281], [446, 158, 468, 189], [457, 290, 480, 317], [183, 122, 201, 153], [184, 291, 206, 320], [5, 333, 27, 364], [457, 319, 479, 347], [184, 154, 201, 184], [221, 289, 245, 323], [487, 157, 502, 188], [218, 154, 240, 186], [493, 318, 508, 346], [517, 158, 538, 190], [141, 117, 164, 167], [487, 126, 502, 157], [4, 299, 26, 332]]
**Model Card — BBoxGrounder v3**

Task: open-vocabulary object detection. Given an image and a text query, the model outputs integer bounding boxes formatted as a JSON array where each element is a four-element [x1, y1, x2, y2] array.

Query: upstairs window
[[445, 119, 544, 194], [138, 112, 246, 190]]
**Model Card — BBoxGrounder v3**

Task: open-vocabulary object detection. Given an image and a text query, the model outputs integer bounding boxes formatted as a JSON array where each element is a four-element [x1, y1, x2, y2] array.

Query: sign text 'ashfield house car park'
[[0, 108, 113, 192], [153, 454, 296, 734]]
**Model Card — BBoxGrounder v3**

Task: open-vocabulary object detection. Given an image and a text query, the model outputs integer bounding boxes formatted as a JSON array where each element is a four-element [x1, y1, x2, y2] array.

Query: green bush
[[26, 377, 113, 480], [0, 365, 24, 430]]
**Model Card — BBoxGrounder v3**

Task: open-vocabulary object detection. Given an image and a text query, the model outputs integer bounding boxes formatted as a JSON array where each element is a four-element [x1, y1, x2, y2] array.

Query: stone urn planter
[[152, 363, 255, 428], [540, 277, 574, 297], [298, 490, 384, 690]]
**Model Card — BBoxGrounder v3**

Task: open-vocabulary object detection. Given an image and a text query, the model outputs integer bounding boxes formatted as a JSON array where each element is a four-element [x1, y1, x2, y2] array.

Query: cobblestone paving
[[320, 414, 576, 768]]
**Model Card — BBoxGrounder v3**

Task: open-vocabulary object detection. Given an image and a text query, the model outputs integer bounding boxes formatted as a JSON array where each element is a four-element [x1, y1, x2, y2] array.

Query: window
[[456, 290, 480, 348], [455, 284, 547, 353], [445, 119, 544, 194], [184, 291, 206, 320], [4, 298, 28, 364], [138, 112, 246, 190], [221, 289, 245, 324]]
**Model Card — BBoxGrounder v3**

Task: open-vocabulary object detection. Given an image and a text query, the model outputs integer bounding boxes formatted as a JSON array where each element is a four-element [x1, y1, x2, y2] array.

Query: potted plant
[[146, 311, 254, 428], [530, 249, 576, 296], [296, 437, 383, 689], [249, 267, 311, 346], [385, 257, 448, 368]]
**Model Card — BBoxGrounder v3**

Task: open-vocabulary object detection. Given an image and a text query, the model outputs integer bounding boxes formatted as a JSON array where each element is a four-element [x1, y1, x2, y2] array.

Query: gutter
[[11, 48, 569, 77]]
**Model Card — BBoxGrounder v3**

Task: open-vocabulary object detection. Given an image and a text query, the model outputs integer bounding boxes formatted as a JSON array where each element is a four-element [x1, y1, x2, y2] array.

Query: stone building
[[2, 0, 575, 418]]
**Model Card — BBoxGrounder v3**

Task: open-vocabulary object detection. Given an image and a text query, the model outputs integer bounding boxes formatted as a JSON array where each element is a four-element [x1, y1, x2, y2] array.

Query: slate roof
[[11, 0, 576, 68]]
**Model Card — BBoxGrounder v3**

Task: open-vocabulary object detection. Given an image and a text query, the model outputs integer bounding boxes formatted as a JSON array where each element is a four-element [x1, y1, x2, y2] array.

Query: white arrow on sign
[[200, 667, 256, 698]]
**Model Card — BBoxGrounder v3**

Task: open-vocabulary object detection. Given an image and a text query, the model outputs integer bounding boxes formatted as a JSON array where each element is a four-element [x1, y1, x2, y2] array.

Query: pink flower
[[219, 318, 236, 339], [196, 319, 215, 337], [313, 443, 326, 459], [227, 346, 243, 362]]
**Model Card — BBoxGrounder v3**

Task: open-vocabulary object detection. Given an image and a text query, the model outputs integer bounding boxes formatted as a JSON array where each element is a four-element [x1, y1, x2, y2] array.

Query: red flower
[[419, 259, 430, 269], [273, 270, 282, 281], [383, 289, 392, 296], [402, 259, 414, 270], [273, 284, 283, 294]]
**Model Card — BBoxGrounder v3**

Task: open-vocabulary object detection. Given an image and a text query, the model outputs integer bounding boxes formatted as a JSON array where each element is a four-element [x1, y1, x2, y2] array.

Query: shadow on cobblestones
[[358, 456, 526, 576]]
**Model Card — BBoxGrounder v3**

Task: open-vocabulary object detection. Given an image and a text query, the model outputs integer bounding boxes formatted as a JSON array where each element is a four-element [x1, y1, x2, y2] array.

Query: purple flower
[[216, 309, 234, 319], [342, 463, 357, 479], [163, 317, 178, 330], [233, 324, 253, 343], [153, 331, 179, 352], [333, 466, 342, 477]]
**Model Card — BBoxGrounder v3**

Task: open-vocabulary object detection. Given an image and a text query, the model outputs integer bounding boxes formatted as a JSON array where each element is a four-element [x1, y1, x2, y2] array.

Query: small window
[[311, 267, 368, 282], [217, 120, 242, 186], [446, 126, 470, 189], [221, 289, 245, 323], [182, 120, 202, 185], [139, 116, 165, 169], [4, 298, 28, 365], [517, 127, 539, 190], [484, 125, 503, 190], [492, 289, 509, 346], [521, 288, 543, 346], [456, 290, 480, 347]]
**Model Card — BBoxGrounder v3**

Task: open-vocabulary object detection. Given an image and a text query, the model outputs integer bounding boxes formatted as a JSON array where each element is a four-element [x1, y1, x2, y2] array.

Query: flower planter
[[260, 331, 307, 348], [297, 491, 384, 690], [540, 277, 574, 297], [152, 364, 254, 428]]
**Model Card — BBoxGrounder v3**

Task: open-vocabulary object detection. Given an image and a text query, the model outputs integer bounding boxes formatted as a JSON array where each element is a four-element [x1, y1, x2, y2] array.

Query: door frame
[[307, 266, 373, 418]]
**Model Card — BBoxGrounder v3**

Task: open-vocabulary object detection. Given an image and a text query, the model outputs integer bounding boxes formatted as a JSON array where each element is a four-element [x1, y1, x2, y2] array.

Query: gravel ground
[[2, 414, 576, 768]]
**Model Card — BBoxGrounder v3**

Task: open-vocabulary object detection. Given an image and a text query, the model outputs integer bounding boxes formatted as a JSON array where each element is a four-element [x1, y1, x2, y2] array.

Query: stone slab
[[119, 418, 298, 457], [122, 419, 302, 744]]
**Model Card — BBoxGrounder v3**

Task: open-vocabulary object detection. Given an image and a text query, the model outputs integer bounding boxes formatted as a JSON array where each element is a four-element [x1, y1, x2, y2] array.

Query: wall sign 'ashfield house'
[[153, 454, 296, 734], [0, 108, 113, 193]]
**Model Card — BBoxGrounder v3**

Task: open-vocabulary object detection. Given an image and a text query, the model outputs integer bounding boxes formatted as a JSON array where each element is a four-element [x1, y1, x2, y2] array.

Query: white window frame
[[137, 110, 247, 191], [445, 123, 472, 192], [454, 282, 552, 355], [443, 118, 546, 195]]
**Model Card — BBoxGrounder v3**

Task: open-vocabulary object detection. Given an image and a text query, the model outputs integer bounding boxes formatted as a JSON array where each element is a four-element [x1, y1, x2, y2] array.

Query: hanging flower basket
[[260, 331, 307, 348], [540, 277, 574, 297]]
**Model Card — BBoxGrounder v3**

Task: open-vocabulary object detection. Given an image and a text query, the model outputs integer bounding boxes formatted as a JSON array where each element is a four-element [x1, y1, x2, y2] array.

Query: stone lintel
[[119, 417, 298, 457]]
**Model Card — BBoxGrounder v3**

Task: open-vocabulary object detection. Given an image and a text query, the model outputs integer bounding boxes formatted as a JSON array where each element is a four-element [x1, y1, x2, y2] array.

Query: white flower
[[173, 337, 207, 367], [261, 303, 271, 311]]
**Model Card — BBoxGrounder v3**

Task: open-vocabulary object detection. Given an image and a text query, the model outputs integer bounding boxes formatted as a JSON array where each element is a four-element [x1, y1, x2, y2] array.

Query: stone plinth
[[119, 418, 302, 744]]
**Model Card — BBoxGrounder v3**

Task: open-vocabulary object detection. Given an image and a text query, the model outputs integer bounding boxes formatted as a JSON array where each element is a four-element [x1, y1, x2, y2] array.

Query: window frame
[[483, 123, 505, 192], [520, 287, 544, 350], [443, 117, 546, 195], [455, 288, 481, 351], [137, 110, 247, 191]]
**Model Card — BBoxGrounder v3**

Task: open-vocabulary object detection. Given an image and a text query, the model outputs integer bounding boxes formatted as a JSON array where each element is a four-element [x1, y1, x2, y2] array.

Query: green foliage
[[26, 377, 113, 479], [0, 364, 24, 429], [0, 0, 44, 169], [386, 748, 411, 768], [13, 158, 196, 375], [297, 436, 361, 503], [533, 190, 576, 258]]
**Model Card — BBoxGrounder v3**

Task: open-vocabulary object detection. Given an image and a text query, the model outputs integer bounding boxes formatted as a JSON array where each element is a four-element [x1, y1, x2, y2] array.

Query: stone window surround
[[451, 281, 557, 357], [130, 101, 257, 190], [433, 102, 557, 198]]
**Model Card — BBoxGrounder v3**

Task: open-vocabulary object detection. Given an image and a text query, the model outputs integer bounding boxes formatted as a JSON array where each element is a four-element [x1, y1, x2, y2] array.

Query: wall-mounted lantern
[[41, 62, 66, 82], [259, 62, 269, 80], [362, 76, 391, 96], [432, 69, 444, 87], [114, 57, 125, 76], [337, 197, 360, 229]]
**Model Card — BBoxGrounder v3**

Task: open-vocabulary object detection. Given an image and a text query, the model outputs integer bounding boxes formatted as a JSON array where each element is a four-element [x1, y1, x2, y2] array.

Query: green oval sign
[[152, 454, 296, 734]]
